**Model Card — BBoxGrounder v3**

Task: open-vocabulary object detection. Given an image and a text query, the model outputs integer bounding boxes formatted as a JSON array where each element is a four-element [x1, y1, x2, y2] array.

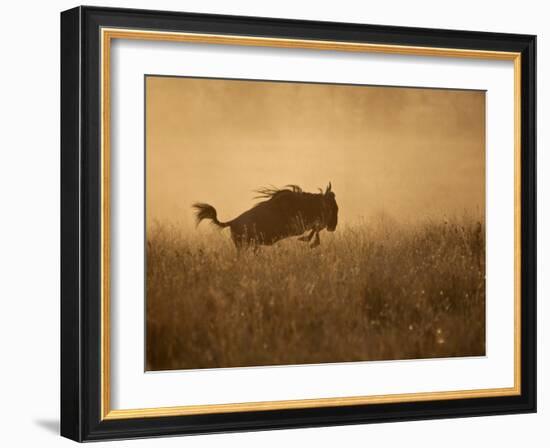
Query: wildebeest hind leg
[[298, 229, 315, 242]]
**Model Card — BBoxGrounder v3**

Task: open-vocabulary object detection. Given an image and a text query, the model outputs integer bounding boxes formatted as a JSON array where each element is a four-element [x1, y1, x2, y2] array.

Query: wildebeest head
[[323, 182, 338, 232]]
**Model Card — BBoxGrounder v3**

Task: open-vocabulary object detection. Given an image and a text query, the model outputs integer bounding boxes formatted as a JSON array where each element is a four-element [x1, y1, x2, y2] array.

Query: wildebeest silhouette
[[193, 183, 338, 249]]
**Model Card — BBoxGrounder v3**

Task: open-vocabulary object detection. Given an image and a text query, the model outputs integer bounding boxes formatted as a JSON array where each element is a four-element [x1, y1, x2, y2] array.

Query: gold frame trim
[[100, 28, 522, 420]]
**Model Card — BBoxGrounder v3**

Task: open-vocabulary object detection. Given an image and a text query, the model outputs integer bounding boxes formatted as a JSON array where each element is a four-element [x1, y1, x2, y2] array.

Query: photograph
[[145, 75, 486, 371]]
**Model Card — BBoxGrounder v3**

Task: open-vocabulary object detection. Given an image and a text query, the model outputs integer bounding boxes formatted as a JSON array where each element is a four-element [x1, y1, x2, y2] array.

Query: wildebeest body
[[230, 192, 324, 245], [193, 184, 338, 249]]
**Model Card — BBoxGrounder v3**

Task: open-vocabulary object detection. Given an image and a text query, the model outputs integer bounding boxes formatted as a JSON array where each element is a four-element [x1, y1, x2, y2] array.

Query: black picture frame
[[61, 5, 536, 442]]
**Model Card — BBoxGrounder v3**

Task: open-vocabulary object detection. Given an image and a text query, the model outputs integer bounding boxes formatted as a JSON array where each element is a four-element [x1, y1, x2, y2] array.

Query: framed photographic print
[[60, 6, 536, 442]]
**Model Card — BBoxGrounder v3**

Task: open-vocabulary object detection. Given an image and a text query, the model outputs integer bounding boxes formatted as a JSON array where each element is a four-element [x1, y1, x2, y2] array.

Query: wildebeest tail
[[192, 203, 230, 228]]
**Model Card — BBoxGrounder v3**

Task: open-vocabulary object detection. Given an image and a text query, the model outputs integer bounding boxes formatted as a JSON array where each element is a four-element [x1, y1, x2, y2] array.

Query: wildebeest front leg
[[298, 229, 315, 242], [310, 231, 321, 248]]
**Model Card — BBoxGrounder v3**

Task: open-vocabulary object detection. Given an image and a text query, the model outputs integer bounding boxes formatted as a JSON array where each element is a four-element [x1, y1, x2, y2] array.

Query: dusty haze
[[146, 76, 485, 231]]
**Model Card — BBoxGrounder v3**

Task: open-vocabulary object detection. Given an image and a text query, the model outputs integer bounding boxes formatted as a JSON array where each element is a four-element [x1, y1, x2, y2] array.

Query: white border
[[110, 38, 515, 410]]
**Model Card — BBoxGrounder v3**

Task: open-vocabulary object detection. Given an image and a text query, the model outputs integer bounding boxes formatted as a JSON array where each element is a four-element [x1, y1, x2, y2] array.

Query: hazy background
[[146, 76, 485, 231]]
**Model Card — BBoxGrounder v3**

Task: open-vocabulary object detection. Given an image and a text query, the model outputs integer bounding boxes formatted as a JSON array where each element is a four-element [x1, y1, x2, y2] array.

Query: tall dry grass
[[146, 217, 485, 370]]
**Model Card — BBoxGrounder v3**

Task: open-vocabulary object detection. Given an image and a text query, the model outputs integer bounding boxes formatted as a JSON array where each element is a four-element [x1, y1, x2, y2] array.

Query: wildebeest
[[192, 183, 338, 249]]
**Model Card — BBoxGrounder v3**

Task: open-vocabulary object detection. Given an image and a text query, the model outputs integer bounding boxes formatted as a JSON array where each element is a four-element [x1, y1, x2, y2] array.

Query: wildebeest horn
[[325, 182, 332, 194]]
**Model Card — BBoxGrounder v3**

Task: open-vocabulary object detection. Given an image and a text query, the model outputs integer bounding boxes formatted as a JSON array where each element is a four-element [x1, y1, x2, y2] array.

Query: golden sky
[[146, 76, 485, 231]]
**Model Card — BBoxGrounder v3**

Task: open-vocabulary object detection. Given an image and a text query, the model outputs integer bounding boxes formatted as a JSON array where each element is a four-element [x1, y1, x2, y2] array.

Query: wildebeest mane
[[253, 184, 313, 207], [254, 184, 303, 199]]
